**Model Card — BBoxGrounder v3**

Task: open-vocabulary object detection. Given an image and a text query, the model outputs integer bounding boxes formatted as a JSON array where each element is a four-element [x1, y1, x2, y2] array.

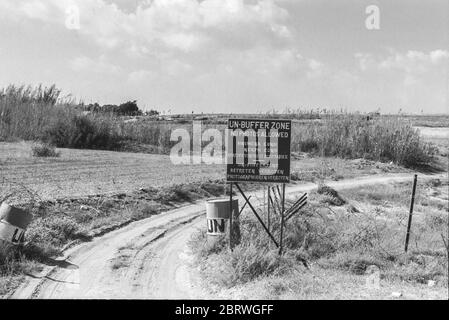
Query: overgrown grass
[[291, 115, 437, 167], [189, 181, 448, 293], [0, 85, 122, 150], [1, 85, 438, 168], [42, 113, 121, 150]]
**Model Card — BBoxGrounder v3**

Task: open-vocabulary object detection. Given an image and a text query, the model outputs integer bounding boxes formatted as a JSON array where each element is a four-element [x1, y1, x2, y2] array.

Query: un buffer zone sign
[[226, 119, 291, 183]]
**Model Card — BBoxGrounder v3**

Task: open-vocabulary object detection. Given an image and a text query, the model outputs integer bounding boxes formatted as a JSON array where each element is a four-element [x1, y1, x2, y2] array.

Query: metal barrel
[[0, 202, 33, 244], [205, 198, 240, 247]]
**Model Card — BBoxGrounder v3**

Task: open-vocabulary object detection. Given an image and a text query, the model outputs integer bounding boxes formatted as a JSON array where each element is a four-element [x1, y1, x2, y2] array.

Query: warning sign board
[[226, 119, 291, 183]]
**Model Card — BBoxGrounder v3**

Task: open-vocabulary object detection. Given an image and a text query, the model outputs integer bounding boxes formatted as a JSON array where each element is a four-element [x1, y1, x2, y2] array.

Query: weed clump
[[317, 184, 346, 206], [31, 143, 60, 158]]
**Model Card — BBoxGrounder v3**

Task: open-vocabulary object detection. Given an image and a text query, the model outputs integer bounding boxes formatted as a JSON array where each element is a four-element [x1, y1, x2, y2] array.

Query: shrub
[[31, 143, 60, 157], [317, 185, 346, 206], [42, 114, 121, 150], [291, 116, 436, 167]]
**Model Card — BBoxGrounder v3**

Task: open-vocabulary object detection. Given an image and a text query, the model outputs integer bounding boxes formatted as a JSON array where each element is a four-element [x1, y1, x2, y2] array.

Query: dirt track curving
[[10, 172, 446, 299]]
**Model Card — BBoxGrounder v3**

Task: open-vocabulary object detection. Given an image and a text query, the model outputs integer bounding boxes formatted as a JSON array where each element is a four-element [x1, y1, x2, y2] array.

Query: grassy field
[[0, 141, 224, 202]]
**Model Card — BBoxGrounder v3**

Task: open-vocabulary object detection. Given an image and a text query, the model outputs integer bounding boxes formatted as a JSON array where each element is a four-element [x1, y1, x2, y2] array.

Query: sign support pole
[[229, 182, 233, 250], [279, 183, 286, 255], [234, 183, 279, 248], [267, 186, 271, 233]]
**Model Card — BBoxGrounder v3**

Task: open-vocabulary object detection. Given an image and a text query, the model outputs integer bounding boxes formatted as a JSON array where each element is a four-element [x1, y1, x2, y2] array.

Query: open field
[[0, 141, 224, 202]]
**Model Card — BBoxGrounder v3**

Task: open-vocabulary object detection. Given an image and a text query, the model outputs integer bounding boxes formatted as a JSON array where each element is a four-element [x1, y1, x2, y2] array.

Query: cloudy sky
[[0, 0, 447, 114]]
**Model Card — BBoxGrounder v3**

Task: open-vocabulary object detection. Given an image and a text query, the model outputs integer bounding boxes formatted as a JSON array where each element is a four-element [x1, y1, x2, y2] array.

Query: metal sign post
[[267, 186, 271, 233], [279, 183, 286, 255], [229, 182, 233, 250], [234, 183, 279, 248]]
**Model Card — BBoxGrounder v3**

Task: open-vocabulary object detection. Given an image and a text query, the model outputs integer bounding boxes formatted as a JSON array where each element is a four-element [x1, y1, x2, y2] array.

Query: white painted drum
[[0, 202, 33, 244], [205, 198, 238, 236]]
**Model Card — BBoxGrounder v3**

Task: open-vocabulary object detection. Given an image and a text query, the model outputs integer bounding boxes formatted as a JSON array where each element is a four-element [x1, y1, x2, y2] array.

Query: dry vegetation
[[1, 85, 440, 168], [189, 178, 448, 299]]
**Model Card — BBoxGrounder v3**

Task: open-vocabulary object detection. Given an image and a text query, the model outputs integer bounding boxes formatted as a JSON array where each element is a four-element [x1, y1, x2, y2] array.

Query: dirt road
[[10, 172, 446, 299]]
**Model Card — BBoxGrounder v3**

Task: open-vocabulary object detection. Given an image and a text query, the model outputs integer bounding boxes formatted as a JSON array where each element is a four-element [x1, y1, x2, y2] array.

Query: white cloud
[[429, 50, 449, 64], [127, 70, 152, 83], [70, 55, 120, 74], [0, 0, 291, 53], [354, 50, 448, 112], [356, 50, 449, 74]]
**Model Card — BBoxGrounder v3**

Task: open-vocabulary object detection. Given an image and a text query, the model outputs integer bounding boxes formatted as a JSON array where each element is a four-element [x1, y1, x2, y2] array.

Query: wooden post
[[405, 174, 418, 253], [279, 183, 286, 255], [229, 182, 233, 250]]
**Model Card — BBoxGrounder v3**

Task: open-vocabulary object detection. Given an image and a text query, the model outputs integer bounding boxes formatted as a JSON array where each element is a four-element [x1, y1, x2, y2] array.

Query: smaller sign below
[[207, 218, 227, 236]]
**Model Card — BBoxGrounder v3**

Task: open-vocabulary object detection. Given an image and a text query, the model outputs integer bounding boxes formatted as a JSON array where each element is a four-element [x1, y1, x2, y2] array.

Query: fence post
[[404, 174, 418, 253]]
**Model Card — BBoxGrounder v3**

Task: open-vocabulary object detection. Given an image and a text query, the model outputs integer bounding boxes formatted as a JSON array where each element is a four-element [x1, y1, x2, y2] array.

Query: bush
[[291, 116, 436, 167], [87, 100, 141, 116], [31, 143, 60, 157], [317, 185, 346, 206], [42, 114, 121, 150]]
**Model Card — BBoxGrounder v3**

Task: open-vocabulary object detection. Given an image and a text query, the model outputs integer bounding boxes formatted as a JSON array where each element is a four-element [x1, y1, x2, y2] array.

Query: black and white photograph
[[0, 0, 448, 310]]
